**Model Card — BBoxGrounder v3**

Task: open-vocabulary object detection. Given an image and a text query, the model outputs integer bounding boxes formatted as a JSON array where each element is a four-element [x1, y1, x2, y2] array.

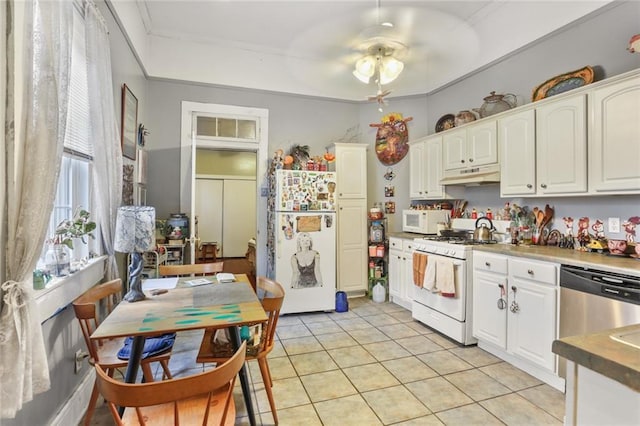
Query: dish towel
[[436, 258, 456, 298], [412, 253, 427, 288], [423, 256, 437, 292]]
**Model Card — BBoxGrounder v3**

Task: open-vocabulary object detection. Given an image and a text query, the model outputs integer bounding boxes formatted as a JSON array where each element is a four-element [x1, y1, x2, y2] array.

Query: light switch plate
[[608, 217, 620, 233]]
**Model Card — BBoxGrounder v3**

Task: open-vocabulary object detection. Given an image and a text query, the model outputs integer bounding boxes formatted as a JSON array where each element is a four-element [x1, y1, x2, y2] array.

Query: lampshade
[[379, 56, 404, 84], [114, 206, 156, 253], [353, 56, 377, 83]]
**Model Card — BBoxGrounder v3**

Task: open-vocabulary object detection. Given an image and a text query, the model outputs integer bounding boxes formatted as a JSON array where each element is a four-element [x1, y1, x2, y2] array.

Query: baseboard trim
[[50, 369, 95, 426]]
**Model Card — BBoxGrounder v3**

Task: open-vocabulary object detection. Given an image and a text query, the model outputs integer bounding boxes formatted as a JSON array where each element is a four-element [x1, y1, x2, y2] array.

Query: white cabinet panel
[[499, 109, 536, 196], [337, 200, 367, 292], [334, 143, 367, 199], [473, 271, 508, 348]]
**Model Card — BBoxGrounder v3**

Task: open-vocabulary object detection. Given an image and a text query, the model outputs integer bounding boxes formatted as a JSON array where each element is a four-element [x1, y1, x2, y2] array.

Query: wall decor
[[385, 185, 395, 197], [531, 66, 594, 102], [384, 201, 396, 214], [121, 84, 138, 160], [370, 112, 413, 165], [383, 167, 395, 181], [122, 164, 134, 205]]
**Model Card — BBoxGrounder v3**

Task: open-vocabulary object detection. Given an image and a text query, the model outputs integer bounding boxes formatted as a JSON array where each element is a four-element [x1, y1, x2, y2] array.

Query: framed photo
[[121, 84, 138, 160]]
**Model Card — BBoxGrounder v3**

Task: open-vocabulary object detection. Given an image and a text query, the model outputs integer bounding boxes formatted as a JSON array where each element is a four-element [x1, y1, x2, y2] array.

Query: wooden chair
[[96, 341, 247, 426], [73, 279, 173, 426], [196, 277, 285, 424], [197, 242, 218, 263], [158, 261, 224, 277]]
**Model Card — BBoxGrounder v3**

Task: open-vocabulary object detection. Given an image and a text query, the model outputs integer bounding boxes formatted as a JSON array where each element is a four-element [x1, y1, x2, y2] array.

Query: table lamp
[[114, 206, 155, 302]]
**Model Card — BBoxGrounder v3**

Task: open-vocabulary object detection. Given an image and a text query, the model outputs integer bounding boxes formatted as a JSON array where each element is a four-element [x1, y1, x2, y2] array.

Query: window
[[38, 5, 97, 269]]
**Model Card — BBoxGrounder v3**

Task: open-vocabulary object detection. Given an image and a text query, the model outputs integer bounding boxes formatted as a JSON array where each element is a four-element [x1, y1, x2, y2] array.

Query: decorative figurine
[[622, 216, 640, 243]]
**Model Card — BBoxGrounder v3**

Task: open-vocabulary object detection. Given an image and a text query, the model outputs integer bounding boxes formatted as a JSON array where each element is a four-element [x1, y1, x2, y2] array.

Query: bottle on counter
[[486, 208, 493, 220], [471, 208, 478, 219]]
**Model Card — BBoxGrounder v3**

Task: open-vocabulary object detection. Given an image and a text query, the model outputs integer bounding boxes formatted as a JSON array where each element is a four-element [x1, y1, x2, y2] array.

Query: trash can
[[335, 291, 349, 312]]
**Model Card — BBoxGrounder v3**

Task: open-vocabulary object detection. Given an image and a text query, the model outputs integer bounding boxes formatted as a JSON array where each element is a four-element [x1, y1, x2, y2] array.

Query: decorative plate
[[435, 114, 455, 133], [532, 66, 594, 102]]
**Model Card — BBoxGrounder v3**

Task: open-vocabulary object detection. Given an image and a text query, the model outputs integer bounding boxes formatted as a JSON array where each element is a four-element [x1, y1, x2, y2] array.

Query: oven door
[[413, 252, 467, 321]]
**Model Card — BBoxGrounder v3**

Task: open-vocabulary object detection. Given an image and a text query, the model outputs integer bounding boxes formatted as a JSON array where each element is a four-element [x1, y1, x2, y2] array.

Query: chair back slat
[[257, 277, 285, 352], [158, 262, 224, 277], [95, 341, 246, 425]]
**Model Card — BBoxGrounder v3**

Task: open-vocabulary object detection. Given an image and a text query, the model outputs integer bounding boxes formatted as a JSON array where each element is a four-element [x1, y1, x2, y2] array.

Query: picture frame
[[121, 84, 138, 160]]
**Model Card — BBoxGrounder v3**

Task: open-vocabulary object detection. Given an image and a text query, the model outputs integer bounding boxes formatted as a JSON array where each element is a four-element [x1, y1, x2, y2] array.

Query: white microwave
[[402, 210, 449, 234]]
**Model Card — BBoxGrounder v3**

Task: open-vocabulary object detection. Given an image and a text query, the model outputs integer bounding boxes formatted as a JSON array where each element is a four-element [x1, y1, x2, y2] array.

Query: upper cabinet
[[499, 108, 536, 196], [589, 74, 640, 194], [409, 135, 449, 199], [443, 121, 497, 171], [333, 143, 367, 199], [535, 94, 588, 195]]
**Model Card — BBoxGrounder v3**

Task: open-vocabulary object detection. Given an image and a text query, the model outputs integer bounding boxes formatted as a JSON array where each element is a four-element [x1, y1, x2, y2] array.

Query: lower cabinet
[[337, 199, 368, 293], [473, 251, 559, 385], [388, 237, 414, 310]]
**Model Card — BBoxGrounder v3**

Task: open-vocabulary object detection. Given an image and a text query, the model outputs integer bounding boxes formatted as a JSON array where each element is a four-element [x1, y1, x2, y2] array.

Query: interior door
[[223, 179, 256, 257], [195, 178, 223, 249]]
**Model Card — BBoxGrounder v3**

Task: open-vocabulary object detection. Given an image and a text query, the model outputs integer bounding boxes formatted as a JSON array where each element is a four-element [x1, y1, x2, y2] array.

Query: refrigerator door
[[276, 212, 336, 314], [275, 170, 337, 212]]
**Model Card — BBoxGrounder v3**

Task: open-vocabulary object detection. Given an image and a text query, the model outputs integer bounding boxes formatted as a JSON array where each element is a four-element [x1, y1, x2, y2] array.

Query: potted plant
[[45, 208, 96, 276]]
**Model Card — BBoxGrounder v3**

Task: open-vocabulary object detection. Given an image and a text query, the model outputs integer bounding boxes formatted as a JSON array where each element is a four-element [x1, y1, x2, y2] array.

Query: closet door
[[223, 179, 256, 257], [195, 178, 223, 248]]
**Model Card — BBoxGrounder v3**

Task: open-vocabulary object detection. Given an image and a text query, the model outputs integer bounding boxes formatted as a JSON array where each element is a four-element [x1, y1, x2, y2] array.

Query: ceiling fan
[[368, 86, 391, 112]]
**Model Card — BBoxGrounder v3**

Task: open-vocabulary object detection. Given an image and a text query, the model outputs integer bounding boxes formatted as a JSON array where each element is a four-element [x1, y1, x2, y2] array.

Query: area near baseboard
[[50, 368, 95, 426]]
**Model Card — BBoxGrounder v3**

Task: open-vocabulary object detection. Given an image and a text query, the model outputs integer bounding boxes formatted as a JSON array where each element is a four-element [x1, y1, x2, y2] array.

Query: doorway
[[180, 102, 269, 277]]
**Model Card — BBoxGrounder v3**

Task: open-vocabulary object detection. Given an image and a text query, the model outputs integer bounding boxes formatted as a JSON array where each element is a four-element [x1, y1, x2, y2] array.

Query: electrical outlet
[[608, 217, 620, 233], [74, 349, 84, 374]]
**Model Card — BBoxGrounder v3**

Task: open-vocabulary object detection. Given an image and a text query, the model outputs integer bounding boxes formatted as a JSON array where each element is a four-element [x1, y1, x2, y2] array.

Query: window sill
[[34, 255, 107, 323]]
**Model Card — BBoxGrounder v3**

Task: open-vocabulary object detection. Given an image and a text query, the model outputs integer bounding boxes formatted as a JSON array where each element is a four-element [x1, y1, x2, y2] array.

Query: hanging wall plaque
[[370, 112, 413, 165]]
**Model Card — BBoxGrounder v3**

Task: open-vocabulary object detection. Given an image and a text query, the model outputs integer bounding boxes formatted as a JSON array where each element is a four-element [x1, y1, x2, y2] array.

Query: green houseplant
[[45, 208, 96, 277]]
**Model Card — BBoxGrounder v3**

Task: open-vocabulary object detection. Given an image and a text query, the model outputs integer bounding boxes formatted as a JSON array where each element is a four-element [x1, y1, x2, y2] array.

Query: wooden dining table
[[91, 274, 266, 426]]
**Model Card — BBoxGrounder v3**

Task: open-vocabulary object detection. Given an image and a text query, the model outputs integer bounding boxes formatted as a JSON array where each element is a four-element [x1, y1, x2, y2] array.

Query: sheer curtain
[[1, 0, 73, 418], [85, 0, 122, 280]]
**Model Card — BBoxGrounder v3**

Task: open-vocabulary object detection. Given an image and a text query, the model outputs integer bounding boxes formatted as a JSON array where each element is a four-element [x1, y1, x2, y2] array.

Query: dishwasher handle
[[560, 265, 640, 304]]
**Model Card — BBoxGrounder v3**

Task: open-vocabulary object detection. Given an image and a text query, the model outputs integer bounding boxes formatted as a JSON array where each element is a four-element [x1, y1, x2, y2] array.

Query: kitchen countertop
[[473, 244, 640, 277], [552, 324, 640, 392], [388, 232, 426, 241]]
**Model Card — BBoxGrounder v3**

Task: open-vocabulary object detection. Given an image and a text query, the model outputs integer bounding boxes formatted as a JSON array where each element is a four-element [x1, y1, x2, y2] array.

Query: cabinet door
[[335, 144, 367, 199], [589, 76, 640, 193], [388, 249, 403, 300], [536, 95, 587, 194], [409, 140, 426, 198], [472, 271, 507, 349], [468, 121, 498, 167], [424, 137, 447, 199], [500, 109, 536, 196], [401, 243, 415, 303], [336, 199, 367, 292], [442, 129, 467, 171], [507, 278, 557, 372]]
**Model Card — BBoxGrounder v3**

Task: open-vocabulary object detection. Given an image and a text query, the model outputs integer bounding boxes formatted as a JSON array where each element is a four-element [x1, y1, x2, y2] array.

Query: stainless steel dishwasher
[[558, 264, 640, 378]]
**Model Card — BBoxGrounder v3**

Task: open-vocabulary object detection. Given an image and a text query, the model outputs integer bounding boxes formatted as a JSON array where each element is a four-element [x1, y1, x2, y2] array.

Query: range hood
[[439, 163, 501, 186]]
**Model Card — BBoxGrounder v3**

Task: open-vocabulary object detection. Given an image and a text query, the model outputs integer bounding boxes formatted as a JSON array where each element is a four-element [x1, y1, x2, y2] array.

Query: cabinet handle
[[469, 158, 474, 163], [485, 262, 491, 267], [527, 184, 532, 189], [527, 269, 534, 275], [540, 183, 547, 189]]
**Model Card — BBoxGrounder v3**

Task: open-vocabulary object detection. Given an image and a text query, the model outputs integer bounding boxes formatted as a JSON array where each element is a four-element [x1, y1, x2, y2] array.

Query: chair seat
[[92, 338, 172, 369], [120, 385, 235, 425]]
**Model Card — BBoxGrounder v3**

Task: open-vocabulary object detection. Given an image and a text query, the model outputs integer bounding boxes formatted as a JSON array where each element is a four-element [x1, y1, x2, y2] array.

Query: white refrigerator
[[274, 170, 337, 314]]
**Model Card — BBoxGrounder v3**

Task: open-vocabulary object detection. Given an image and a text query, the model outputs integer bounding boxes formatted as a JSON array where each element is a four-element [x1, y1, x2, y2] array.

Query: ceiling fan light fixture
[[379, 55, 404, 84], [353, 55, 377, 83]]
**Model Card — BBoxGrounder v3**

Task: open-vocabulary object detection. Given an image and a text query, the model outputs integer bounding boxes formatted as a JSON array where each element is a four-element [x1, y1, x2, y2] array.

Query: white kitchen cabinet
[[337, 199, 368, 293], [388, 237, 414, 310], [589, 73, 640, 193], [409, 135, 449, 199], [443, 121, 497, 171], [473, 252, 559, 378], [472, 252, 508, 348], [333, 143, 367, 199], [535, 94, 587, 195], [499, 108, 537, 196], [332, 143, 368, 294]]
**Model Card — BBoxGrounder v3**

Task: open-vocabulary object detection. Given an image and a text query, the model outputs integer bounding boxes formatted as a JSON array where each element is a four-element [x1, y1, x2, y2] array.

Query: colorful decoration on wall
[[370, 112, 413, 165]]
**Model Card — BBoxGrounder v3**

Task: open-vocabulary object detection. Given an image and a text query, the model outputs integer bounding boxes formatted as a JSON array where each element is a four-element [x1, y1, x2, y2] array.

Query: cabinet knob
[[540, 184, 547, 189], [419, 191, 423, 194], [340, 207, 343, 210], [461, 159, 465, 164], [407, 245, 412, 250], [527, 184, 532, 189], [469, 158, 474, 163], [339, 192, 343, 196], [485, 262, 491, 267], [527, 269, 534, 275]]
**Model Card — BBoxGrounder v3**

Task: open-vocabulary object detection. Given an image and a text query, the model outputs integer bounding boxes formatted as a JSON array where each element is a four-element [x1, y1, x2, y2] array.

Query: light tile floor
[[89, 297, 565, 425]]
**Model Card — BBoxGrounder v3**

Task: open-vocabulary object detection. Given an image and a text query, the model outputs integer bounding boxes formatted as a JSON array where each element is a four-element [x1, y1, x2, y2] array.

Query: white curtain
[[85, 0, 122, 281], [1, 0, 73, 418]]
